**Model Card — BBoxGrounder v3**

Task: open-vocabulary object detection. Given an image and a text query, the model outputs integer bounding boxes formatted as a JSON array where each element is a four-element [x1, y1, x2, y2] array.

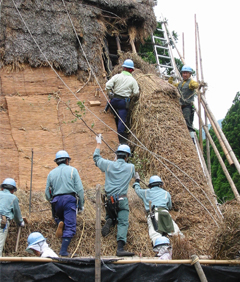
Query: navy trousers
[[110, 98, 128, 135], [51, 194, 77, 238]]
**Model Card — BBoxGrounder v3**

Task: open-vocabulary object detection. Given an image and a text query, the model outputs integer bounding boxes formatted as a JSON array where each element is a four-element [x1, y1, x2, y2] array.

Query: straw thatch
[[0, 0, 156, 78], [209, 200, 240, 260]]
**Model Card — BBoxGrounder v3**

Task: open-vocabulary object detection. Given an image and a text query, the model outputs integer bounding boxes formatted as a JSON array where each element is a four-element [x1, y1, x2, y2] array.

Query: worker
[[133, 174, 183, 247], [45, 150, 84, 257], [106, 59, 139, 144], [0, 178, 25, 257], [26, 232, 58, 258], [169, 65, 199, 143], [93, 134, 135, 256]]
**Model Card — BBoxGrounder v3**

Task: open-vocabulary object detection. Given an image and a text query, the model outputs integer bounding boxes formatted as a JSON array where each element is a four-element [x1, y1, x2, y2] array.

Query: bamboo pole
[[191, 255, 208, 282], [182, 32, 185, 60], [201, 95, 240, 173], [29, 148, 33, 214], [196, 22, 211, 175], [195, 15, 203, 152], [129, 39, 137, 53], [202, 106, 233, 166], [115, 35, 121, 52], [202, 124, 240, 202], [1, 257, 240, 265], [95, 184, 101, 282]]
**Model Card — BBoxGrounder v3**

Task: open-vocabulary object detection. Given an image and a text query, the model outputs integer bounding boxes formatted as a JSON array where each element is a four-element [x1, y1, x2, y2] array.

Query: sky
[[154, 0, 240, 128]]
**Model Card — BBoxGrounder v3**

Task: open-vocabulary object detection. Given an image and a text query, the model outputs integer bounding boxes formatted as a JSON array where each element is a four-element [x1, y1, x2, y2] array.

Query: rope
[[11, 0, 220, 226], [71, 217, 85, 258]]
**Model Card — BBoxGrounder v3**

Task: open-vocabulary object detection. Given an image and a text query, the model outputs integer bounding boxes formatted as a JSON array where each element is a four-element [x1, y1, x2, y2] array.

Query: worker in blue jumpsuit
[[106, 59, 139, 144], [45, 150, 84, 257], [0, 178, 24, 257], [93, 134, 135, 256]]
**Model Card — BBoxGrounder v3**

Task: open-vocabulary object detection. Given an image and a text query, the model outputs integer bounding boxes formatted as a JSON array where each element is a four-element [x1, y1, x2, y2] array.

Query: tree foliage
[[204, 91, 240, 202]]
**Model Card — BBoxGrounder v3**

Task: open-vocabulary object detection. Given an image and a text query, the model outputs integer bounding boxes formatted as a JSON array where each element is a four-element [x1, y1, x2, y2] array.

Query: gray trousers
[[182, 105, 195, 132], [0, 221, 9, 257]]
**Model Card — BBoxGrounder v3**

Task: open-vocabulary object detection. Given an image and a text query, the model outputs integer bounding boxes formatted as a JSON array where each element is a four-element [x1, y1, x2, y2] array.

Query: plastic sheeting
[[1, 258, 240, 282]]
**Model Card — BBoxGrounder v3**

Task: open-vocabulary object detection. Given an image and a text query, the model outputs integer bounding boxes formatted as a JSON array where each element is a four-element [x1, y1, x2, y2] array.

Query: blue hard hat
[[154, 236, 170, 247], [181, 65, 192, 73], [122, 59, 134, 69], [26, 232, 46, 252], [115, 144, 131, 156], [1, 178, 17, 191], [148, 175, 163, 188], [54, 150, 71, 162]]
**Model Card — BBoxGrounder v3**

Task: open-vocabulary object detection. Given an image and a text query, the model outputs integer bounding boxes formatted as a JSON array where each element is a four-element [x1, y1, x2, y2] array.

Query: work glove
[[134, 172, 140, 183], [20, 221, 25, 227], [78, 207, 84, 214], [96, 134, 102, 144]]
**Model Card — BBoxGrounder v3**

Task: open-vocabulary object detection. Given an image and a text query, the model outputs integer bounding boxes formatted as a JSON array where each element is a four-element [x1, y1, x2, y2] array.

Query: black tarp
[[1, 258, 240, 282]]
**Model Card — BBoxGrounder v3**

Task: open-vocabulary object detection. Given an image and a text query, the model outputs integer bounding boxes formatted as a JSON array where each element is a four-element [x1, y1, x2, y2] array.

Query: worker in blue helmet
[[169, 65, 199, 143], [0, 178, 25, 257], [45, 150, 84, 257], [26, 232, 58, 258], [132, 174, 183, 248], [105, 59, 139, 144], [93, 134, 135, 257]]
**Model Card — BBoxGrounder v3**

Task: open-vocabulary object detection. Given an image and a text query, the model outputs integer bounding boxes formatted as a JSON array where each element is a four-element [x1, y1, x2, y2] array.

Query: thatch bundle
[[209, 201, 240, 260]]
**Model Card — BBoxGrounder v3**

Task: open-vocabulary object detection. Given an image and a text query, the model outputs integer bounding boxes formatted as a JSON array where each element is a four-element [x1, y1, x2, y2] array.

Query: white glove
[[20, 221, 25, 227], [78, 206, 84, 213], [134, 172, 140, 182], [96, 134, 102, 144]]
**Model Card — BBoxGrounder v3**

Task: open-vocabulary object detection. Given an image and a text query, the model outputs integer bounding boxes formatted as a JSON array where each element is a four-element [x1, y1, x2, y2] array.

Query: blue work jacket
[[93, 148, 135, 196]]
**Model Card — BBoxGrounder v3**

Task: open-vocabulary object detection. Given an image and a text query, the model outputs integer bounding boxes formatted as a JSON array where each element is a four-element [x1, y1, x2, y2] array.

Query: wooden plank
[[89, 101, 101, 107]]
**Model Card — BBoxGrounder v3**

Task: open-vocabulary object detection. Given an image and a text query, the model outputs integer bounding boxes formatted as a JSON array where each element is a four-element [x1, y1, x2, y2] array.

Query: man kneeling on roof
[[26, 232, 58, 258], [132, 174, 183, 252]]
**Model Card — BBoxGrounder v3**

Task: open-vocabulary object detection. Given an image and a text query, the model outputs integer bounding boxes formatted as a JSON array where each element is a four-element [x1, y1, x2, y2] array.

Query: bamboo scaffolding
[[196, 22, 211, 176], [1, 257, 240, 265], [201, 96, 240, 174], [202, 124, 240, 202], [195, 15, 203, 152], [191, 255, 208, 282]]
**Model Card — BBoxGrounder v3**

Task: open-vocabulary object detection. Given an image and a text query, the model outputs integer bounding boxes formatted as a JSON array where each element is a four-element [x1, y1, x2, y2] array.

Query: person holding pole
[[45, 150, 84, 257], [0, 178, 25, 257], [132, 174, 183, 248], [93, 134, 135, 256], [169, 65, 199, 143]]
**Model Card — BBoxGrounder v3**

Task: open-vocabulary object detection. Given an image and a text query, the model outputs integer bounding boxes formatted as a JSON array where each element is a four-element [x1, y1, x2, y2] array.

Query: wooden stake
[[115, 35, 121, 52], [191, 255, 208, 282], [129, 39, 137, 53], [15, 227, 21, 252], [95, 184, 101, 282], [182, 32, 185, 60]]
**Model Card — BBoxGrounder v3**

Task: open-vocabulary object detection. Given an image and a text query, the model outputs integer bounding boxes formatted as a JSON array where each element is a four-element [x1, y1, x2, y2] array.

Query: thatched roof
[[0, 0, 156, 75]]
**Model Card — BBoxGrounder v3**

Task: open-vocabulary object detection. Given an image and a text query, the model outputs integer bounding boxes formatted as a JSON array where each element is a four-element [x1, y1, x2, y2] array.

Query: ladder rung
[[156, 28, 164, 32], [153, 36, 167, 41], [157, 54, 171, 59], [155, 45, 169, 50], [158, 64, 173, 69]]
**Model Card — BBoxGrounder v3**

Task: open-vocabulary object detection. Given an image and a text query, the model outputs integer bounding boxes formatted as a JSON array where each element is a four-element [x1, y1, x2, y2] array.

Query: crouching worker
[[45, 150, 84, 257], [133, 174, 183, 247], [26, 232, 58, 258], [153, 236, 172, 260], [0, 178, 25, 257], [93, 134, 135, 256]]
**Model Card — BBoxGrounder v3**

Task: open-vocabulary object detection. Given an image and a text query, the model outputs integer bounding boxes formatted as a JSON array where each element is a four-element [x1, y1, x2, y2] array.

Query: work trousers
[[0, 221, 9, 257], [110, 98, 128, 135], [51, 194, 77, 238], [106, 197, 129, 243], [147, 211, 183, 246], [182, 105, 195, 132]]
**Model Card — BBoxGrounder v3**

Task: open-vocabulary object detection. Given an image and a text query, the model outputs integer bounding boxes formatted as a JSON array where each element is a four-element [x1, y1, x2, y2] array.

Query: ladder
[[152, 20, 179, 79]]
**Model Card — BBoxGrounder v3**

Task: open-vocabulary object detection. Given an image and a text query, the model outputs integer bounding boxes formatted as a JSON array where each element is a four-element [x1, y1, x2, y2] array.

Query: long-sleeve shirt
[[45, 164, 84, 208], [0, 189, 23, 224], [93, 148, 135, 196], [133, 182, 172, 211], [106, 71, 139, 98]]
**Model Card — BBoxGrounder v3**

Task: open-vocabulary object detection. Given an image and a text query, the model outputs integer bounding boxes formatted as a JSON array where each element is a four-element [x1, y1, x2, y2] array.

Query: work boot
[[101, 218, 113, 237], [116, 240, 135, 257], [59, 237, 71, 257], [56, 221, 64, 238]]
